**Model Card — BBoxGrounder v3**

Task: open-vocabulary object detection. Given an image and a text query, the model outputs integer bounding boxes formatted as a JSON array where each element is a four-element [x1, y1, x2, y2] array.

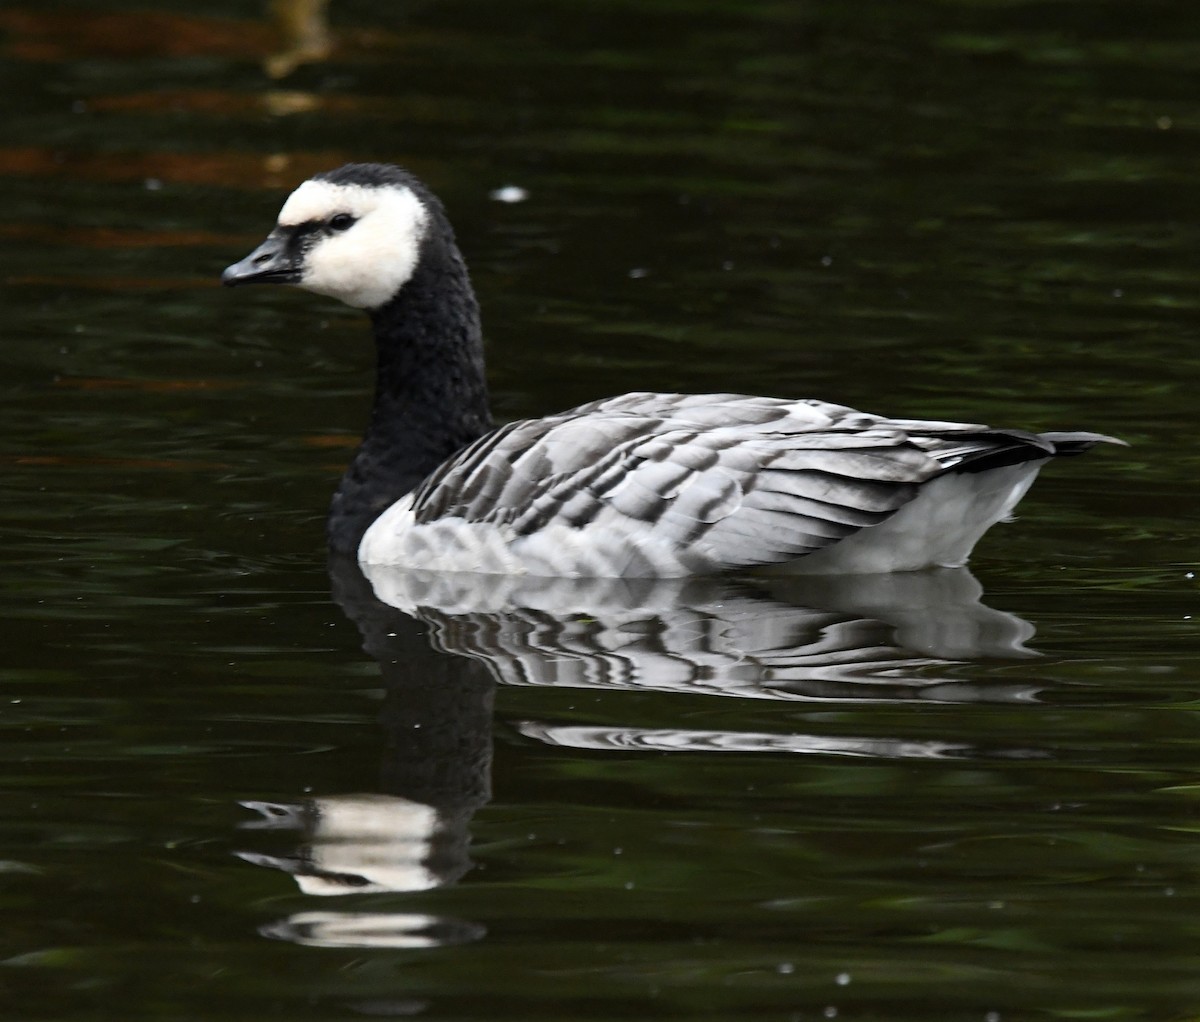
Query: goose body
[[222, 163, 1122, 578]]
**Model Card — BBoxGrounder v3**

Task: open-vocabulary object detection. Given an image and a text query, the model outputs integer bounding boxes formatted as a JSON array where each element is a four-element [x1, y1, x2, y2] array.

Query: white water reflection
[[365, 564, 1039, 700], [516, 722, 976, 759], [260, 911, 485, 950], [238, 794, 469, 895]]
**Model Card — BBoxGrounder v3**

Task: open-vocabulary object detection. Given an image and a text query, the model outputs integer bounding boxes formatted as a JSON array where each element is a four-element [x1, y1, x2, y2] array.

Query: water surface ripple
[[1, 2, 1198, 1020]]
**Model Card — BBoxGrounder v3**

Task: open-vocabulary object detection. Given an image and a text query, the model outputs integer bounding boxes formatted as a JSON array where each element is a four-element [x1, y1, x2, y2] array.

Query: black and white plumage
[[222, 163, 1123, 578]]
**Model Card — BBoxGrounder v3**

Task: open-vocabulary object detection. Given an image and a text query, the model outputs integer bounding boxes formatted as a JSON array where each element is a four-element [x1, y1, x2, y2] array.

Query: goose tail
[[1038, 431, 1129, 457]]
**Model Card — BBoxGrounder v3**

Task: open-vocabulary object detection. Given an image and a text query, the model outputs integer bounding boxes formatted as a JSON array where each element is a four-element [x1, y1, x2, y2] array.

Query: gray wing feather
[[407, 393, 1093, 571]]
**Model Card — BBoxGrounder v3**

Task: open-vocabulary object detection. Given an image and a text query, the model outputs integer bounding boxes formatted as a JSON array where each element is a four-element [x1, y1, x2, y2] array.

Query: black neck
[[326, 231, 492, 554]]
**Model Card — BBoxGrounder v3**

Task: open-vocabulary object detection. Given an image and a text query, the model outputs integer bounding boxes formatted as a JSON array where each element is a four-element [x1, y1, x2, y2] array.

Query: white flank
[[358, 494, 527, 574], [769, 463, 1042, 574], [358, 493, 705, 576]]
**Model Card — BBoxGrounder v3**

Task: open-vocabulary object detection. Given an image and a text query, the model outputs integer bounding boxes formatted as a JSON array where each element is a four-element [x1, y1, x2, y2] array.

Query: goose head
[[221, 163, 435, 310]]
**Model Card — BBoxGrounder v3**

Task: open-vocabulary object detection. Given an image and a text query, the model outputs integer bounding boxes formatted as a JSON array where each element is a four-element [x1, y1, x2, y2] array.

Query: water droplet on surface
[[489, 185, 529, 204]]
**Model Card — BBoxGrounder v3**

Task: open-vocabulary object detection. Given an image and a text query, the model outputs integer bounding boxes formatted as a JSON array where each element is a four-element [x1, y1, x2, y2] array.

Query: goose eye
[[328, 213, 356, 232]]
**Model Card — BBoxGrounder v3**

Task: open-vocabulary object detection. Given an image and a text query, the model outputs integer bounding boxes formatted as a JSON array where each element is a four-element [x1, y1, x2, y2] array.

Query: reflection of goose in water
[[363, 561, 1041, 703], [241, 558, 1048, 946]]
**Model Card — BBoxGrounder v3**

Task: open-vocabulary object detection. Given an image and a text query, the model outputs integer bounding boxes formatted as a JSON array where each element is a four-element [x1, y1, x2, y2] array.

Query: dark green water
[[2, 1, 1199, 1019]]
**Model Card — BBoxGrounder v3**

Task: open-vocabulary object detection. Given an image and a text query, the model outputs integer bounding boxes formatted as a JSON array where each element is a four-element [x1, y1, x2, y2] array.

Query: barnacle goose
[[222, 163, 1123, 577]]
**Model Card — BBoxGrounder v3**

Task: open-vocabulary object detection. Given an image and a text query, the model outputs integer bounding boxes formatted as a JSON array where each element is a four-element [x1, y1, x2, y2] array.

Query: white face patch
[[277, 179, 430, 310]]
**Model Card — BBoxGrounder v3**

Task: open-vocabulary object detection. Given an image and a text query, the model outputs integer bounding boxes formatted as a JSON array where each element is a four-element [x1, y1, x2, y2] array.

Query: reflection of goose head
[[237, 794, 472, 895]]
